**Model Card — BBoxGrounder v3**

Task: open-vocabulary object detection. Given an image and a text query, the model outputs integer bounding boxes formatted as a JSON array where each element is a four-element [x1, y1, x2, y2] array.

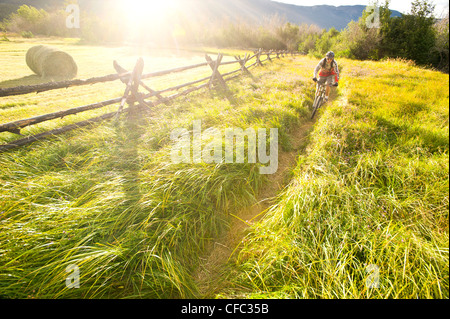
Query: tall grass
[[0, 55, 310, 298], [220, 58, 449, 299]]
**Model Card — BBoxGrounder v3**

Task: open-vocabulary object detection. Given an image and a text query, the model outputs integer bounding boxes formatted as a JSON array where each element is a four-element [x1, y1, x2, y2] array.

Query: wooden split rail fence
[[0, 49, 297, 152]]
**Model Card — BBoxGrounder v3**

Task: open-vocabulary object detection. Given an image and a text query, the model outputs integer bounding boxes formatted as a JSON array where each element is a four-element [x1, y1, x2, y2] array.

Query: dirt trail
[[194, 119, 315, 297]]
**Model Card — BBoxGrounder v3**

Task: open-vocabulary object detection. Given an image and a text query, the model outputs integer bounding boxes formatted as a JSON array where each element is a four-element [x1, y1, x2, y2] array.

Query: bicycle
[[311, 81, 337, 119]]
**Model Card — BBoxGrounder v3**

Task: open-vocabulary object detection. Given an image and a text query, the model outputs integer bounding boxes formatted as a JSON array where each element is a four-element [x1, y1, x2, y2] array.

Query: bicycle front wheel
[[311, 96, 322, 119]]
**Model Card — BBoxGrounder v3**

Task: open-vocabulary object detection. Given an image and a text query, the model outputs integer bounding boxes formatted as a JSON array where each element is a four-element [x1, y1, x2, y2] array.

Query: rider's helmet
[[326, 51, 335, 59]]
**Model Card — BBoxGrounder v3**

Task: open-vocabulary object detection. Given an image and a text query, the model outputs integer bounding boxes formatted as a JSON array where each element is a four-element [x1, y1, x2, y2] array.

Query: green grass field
[[219, 58, 449, 299], [0, 37, 448, 299]]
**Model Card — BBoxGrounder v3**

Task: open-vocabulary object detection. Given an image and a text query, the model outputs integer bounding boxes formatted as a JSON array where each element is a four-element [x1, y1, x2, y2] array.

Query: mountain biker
[[313, 51, 339, 102]]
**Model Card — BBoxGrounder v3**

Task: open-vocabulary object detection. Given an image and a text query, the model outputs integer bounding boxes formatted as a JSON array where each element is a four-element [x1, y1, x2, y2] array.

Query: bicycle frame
[[311, 82, 334, 119]]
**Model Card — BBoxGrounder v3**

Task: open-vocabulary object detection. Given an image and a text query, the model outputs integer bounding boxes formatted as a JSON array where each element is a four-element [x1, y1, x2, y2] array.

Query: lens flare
[[119, 0, 178, 22], [115, 0, 181, 42]]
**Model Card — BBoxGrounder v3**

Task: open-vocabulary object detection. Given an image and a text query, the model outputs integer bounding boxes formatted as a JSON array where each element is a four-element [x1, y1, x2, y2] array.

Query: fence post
[[116, 58, 155, 117], [114, 60, 163, 110], [205, 54, 235, 103], [256, 49, 263, 66], [206, 54, 228, 90], [234, 54, 252, 77], [129, 58, 144, 112], [117, 59, 142, 115]]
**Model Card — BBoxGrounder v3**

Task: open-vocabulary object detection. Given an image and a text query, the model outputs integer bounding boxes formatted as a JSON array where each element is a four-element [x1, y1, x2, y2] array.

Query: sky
[[274, 0, 449, 16]]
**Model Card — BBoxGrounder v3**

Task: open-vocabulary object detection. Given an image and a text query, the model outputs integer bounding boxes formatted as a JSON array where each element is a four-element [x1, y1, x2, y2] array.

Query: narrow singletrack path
[[194, 119, 315, 297]]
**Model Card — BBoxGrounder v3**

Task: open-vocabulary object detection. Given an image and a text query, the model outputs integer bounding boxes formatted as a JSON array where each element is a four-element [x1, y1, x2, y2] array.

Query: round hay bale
[[26, 45, 78, 79]]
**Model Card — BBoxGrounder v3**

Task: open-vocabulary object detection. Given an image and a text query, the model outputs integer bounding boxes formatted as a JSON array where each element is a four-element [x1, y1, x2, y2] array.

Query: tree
[[339, 19, 381, 60], [381, 0, 437, 65], [408, 0, 437, 65], [314, 28, 339, 56], [276, 22, 301, 51], [434, 11, 449, 72], [338, 1, 390, 60], [297, 24, 322, 54], [5, 5, 48, 35]]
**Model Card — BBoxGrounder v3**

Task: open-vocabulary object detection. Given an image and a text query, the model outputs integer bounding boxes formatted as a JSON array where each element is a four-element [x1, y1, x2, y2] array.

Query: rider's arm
[[313, 61, 322, 79], [334, 61, 340, 82]]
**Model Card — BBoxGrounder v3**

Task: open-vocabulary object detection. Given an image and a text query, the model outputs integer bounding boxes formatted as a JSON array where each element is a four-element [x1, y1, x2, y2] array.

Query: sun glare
[[119, 0, 179, 21], [115, 0, 182, 41]]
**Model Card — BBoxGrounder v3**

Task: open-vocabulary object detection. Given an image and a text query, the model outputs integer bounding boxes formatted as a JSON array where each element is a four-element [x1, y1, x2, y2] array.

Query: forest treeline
[[0, 0, 448, 72]]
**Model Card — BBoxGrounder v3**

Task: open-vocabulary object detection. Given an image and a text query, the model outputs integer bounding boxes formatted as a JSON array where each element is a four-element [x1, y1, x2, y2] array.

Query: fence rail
[[0, 49, 298, 152]]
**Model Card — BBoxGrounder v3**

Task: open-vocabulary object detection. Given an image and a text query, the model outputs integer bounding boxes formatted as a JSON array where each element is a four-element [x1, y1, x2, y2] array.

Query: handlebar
[[313, 79, 338, 87]]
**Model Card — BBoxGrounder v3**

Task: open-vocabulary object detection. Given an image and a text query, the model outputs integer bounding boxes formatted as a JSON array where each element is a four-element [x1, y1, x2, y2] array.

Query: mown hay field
[[0, 37, 249, 144]]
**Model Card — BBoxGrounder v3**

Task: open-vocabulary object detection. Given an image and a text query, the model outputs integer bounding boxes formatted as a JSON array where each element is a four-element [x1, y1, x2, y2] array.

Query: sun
[[118, 0, 179, 22], [114, 0, 181, 41]]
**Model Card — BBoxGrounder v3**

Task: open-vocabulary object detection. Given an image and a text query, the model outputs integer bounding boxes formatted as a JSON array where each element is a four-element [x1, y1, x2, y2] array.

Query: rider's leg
[[325, 85, 331, 98], [324, 76, 332, 100], [325, 76, 336, 100]]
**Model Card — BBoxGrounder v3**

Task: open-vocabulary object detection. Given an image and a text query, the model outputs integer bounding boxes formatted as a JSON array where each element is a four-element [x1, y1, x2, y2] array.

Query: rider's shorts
[[317, 75, 336, 86]]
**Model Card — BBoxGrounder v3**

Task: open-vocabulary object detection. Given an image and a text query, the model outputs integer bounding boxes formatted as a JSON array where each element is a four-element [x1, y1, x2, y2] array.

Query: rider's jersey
[[314, 58, 340, 82]]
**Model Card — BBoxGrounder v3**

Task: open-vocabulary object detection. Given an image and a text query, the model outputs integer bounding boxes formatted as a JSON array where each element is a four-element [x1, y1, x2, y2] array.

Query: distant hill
[[183, 0, 403, 30], [0, 0, 402, 30], [0, 3, 17, 21], [270, 1, 403, 30]]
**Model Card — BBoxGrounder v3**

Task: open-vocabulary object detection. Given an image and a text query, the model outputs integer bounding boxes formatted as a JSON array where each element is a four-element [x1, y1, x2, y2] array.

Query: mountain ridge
[[0, 0, 402, 30]]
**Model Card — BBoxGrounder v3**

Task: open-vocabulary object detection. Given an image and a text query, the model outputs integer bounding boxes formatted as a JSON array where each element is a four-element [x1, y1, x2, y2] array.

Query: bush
[[21, 30, 34, 38], [337, 18, 382, 61], [4, 5, 78, 38], [6, 5, 47, 35], [314, 28, 340, 56], [434, 12, 449, 73]]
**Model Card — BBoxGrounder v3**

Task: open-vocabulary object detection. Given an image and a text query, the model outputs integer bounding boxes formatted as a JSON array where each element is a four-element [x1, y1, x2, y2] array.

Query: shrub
[[21, 30, 34, 38], [6, 5, 47, 35]]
